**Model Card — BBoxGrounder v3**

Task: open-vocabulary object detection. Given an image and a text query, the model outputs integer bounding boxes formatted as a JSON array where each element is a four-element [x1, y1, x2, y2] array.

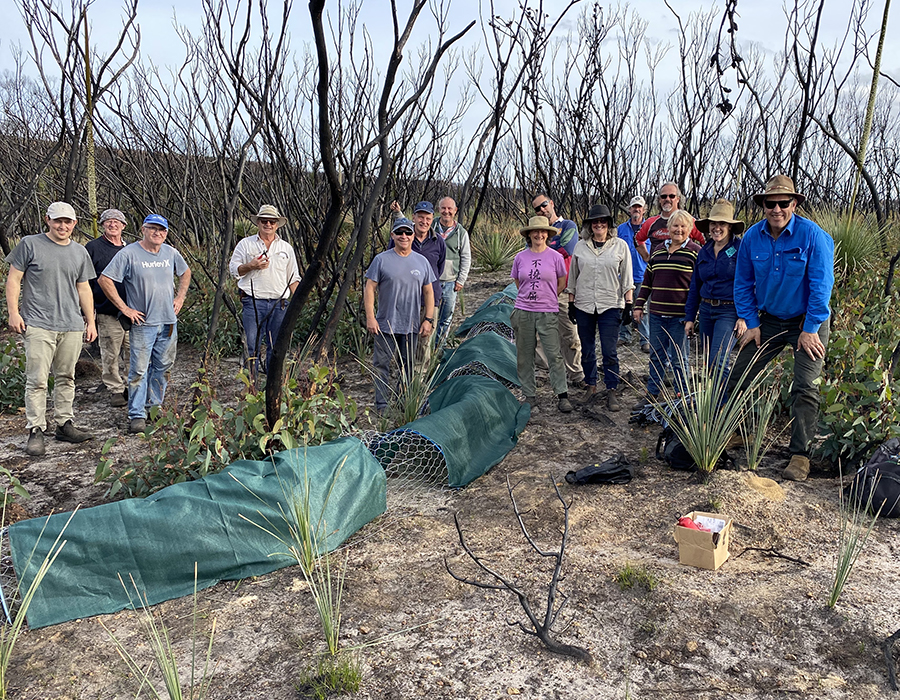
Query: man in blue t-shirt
[[99, 214, 191, 434], [727, 175, 834, 482], [532, 192, 583, 384], [617, 196, 651, 351], [364, 217, 436, 413]]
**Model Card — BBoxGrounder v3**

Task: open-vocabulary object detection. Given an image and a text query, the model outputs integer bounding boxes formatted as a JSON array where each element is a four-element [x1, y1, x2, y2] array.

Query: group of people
[[5, 200, 307, 458], [6, 203, 191, 456], [511, 175, 834, 482], [9, 176, 834, 483]]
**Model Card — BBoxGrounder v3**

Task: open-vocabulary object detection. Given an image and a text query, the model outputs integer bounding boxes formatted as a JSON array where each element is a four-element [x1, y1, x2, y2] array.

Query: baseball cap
[[46, 202, 77, 220], [391, 217, 415, 234], [100, 208, 127, 225], [143, 214, 169, 229], [628, 196, 646, 208], [414, 201, 434, 215]]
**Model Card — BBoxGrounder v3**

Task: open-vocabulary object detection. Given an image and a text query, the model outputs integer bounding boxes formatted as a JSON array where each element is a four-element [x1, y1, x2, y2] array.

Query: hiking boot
[[725, 432, 744, 450], [557, 397, 574, 413], [110, 390, 128, 408], [25, 428, 45, 457], [55, 420, 93, 444], [607, 389, 620, 412], [640, 343, 651, 354], [581, 385, 598, 405], [129, 418, 147, 434], [783, 455, 810, 482], [631, 393, 659, 412]]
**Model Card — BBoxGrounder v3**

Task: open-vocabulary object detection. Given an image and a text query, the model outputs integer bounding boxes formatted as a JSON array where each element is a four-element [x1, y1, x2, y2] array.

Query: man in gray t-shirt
[[5, 202, 97, 456], [364, 217, 435, 412], [99, 214, 191, 433]]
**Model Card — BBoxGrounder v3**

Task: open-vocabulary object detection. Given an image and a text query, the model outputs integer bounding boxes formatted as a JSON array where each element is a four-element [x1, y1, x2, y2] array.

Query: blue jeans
[[619, 283, 649, 344], [575, 307, 621, 389], [241, 295, 288, 374], [128, 324, 178, 419], [647, 315, 687, 396], [372, 332, 418, 411], [436, 280, 457, 343], [698, 301, 737, 373]]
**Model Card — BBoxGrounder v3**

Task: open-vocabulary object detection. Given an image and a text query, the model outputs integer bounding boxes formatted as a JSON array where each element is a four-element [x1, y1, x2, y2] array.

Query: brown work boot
[[110, 390, 128, 408], [725, 432, 744, 450], [783, 455, 810, 482], [581, 385, 598, 405], [606, 389, 620, 412]]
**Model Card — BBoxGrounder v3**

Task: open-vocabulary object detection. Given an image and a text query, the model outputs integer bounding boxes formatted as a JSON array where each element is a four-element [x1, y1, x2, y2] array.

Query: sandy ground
[[2, 269, 900, 699]]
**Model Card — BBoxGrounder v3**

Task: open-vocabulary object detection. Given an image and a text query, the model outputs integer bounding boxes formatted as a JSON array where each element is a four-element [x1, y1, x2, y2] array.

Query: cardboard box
[[673, 511, 733, 571]]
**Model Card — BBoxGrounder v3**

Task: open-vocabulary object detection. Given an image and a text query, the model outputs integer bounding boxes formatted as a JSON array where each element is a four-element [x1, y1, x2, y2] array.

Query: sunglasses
[[659, 193, 677, 200], [764, 199, 793, 210], [534, 200, 550, 212], [258, 219, 279, 225], [393, 231, 413, 237]]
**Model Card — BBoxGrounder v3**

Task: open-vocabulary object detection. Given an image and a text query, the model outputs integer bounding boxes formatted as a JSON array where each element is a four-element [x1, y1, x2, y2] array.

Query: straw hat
[[696, 199, 745, 235], [519, 215, 558, 238], [751, 174, 806, 206], [250, 204, 288, 227]]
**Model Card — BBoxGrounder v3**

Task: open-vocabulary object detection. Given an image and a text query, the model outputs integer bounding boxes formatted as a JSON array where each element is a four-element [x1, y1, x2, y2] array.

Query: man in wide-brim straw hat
[[229, 204, 301, 377], [727, 174, 834, 482]]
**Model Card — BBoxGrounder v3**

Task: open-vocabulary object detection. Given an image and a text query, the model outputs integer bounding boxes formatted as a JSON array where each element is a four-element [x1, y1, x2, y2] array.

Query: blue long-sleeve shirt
[[733, 214, 834, 334], [617, 220, 649, 286], [684, 238, 741, 322]]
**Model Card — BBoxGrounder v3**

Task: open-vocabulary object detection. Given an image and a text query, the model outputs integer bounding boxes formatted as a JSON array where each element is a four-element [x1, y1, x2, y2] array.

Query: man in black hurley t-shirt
[[85, 208, 130, 407]]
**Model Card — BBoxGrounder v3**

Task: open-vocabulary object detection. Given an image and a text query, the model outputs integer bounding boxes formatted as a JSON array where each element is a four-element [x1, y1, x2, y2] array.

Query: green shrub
[[614, 562, 659, 592], [0, 339, 26, 414], [816, 293, 900, 467], [95, 362, 358, 499]]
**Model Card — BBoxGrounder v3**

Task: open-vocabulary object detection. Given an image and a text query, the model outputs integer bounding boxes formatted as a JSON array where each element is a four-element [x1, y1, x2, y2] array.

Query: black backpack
[[656, 428, 697, 472], [845, 438, 900, 518], [565, 454, 633, 485]]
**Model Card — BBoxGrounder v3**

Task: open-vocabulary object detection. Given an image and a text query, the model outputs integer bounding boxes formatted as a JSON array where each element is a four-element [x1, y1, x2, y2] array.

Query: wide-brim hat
[[583, 204, 613, 225], [696, 199, 745, 235], [250, 204, 288, 227], [519, 215, 558, 237], [752, 174, 806, 206]]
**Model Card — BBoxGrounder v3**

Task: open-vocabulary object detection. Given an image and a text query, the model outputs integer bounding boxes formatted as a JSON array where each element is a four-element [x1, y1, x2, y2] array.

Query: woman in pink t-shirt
[[509, 216, 573, 413]]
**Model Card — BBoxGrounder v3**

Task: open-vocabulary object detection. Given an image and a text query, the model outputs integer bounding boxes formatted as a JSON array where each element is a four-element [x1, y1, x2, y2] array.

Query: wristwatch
[[424, 317, 434, 324]]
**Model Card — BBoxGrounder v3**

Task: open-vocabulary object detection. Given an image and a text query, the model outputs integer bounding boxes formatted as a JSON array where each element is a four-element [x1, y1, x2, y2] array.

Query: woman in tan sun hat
[[509, 216, 574, 414], [684, 198, 744, 374]]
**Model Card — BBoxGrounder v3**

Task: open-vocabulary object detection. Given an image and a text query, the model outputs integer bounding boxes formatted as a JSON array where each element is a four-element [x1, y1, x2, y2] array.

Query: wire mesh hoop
[[364, 429, 448, 486], [0, 526, 18, 624], [465, 321, 515, 343], [446, 361, 518, 392]]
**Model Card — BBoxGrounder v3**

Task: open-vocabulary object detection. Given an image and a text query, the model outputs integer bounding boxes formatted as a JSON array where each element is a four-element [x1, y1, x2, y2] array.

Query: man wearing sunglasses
[[530, 193, 583, 385], [634, 182, 705, 261], [365, 218, 436, 414], [728, 174, 834, 482]]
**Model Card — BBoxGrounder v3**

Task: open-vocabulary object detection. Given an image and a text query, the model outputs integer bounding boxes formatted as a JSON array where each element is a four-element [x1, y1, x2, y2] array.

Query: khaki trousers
[[24, 326, 82, 431], [535, 295, 583, 383], [97, 313, 130, 393]]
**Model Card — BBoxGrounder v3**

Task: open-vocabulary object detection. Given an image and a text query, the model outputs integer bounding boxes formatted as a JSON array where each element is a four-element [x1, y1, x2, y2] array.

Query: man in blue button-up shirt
[[727, 175, 834, 482]]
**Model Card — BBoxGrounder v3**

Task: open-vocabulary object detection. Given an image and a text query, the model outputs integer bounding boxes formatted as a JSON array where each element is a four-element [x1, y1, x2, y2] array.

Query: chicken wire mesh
[[464, 321, 515, 342], [446, 361, 521, 398]]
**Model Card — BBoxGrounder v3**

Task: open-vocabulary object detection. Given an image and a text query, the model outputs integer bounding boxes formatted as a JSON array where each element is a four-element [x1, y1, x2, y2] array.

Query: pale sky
[[2, 0, 897, 121]]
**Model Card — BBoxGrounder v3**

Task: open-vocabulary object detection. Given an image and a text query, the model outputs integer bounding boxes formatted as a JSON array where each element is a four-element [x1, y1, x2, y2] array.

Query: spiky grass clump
[[614, 562, 659, 592], [472, 222, 523, 272], [828, 475, 882, 608], [813, 209, 883, 274], [296, 652, 361, 699]]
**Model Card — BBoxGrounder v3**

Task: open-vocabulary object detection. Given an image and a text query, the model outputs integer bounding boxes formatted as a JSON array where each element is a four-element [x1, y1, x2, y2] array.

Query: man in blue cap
[[364, 217, 436, 413], [98, 214, 191, 434]]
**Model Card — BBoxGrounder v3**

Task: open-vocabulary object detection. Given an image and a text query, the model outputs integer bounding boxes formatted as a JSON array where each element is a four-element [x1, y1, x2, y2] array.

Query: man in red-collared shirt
[[635, 181, 705, 261]]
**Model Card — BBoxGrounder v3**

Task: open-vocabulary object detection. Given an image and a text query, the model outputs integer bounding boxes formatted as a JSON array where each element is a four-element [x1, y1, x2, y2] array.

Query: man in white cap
[[229, 204, 301, 376], [5, 201, 97, 456], [86, 208, 130, 407], [616, 195, 651, 351], [99, 214, 191, 434]]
